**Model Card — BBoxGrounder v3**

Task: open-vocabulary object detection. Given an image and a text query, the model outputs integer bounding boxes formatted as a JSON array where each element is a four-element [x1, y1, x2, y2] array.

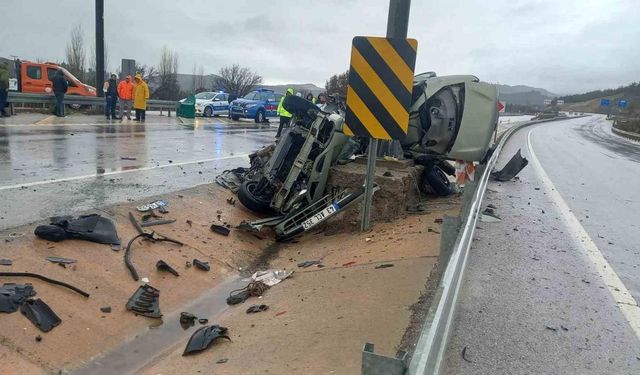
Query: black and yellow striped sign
[[344, 36, 418, 140]]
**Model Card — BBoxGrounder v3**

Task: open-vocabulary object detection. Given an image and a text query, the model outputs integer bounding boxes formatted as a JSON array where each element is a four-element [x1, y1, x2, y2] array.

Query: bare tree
[[325, 70, 349, 97], [196, 65, 206, 92], [213, 64, 263, 98], [65, 24, 86, 81], [154, 45, 180, 100], [135, 64, 157, 86], [191, 64, 197, 93]]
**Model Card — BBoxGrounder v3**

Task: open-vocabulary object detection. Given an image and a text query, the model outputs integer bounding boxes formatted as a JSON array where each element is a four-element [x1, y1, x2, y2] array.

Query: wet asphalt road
[[445, 115, 640, 374], [0, 114, 277, 230]]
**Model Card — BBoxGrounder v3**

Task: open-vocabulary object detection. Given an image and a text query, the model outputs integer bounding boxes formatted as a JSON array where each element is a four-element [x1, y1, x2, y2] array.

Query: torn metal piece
[[136, 200, 168, 212], [45, 256, 77, 265], [236, 216, 285, 233], [210, 224, 230, 236], [0, 283, 36, 313], [156, 260, 179, 277], [126, 284, 162, 319], [0, 272, 89, 297], [297, 260, 322, 268], [182, 325, 230, 356], [193, 259, 210, 271], [180, 312, 197, 329], [141, 219, 176, 227], [491, 149, 529, 181], [20, 298, 61, 332], [0, 259, 12, 266], [251, 269, 293, 287]]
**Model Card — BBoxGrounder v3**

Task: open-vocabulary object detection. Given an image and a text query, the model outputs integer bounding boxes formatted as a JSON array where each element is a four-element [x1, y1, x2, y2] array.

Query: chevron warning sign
[[344, 36, 418, 140]]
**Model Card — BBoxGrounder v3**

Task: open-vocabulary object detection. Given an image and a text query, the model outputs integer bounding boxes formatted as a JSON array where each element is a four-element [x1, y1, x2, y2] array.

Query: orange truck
[[12, 60, 96, 96]]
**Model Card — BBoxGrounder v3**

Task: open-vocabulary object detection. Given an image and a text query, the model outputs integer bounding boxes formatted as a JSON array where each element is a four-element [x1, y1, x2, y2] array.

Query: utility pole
[[95, 0, 104, 97], [361, 0, 411, 231]]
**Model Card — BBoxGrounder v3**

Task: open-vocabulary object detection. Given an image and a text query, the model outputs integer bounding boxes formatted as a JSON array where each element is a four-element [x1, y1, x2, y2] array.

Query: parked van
[[14, 60, 96, 96]]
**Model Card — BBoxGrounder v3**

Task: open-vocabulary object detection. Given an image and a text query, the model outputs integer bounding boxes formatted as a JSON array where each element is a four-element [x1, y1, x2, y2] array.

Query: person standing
[[103, 73, 118, 120], [117, 75, 134, 120], [0, 62, 10, 117], [305, 92, 316, 104], [52, 69, 68, 117], [132, 74, 149, 122], [316, 92, 328, 110], [276, 88, 293, 138]]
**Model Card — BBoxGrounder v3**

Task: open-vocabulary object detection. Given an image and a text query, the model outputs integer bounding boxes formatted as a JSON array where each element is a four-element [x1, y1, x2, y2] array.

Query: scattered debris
[[125, 232, 183, 281], [120, 157, 137, 160], [136, 200, 168, 212], [297, 260, 322, 268], [490, 149, 529, 181], [226, 197, 236, 206], [480, 207, 502, 223], [193, 259, 210, 271], [342, 261, 356, 267], [183, 325, 231, 356], [275, 311, 287, 317], [45, 256, 77, 265], [126, 284, 162, 319], [141, 277, 150, 283], [227, 281, 269, 305], [180, 312, 198, 329], [35, 335, 42, 342], [199, 318, 209, 325], [210, 224, 231, 236], [375, 264, 394, 269], [100, 306, 112, 313], [434, 218, 443, 224], [156, 260, 180, 277], [0, 272, 89, 297], [20, 298, 61, 332], [216, 358, 229, 364], [246, 304, 269, 314], [383, 171, 393, 177], [96, 167, 105, 174], [0, 259, 12, 266], [141, 219, 176, 227], [427, 228, 441, 234], [251, 269, 293, 287], [461, 346, 473, 363], [545, 326, 557, 332], [561, 325, 569, 331], [34, 214, 120, 247], [0, 283, 36, 313], [186, 220, 193, 228]]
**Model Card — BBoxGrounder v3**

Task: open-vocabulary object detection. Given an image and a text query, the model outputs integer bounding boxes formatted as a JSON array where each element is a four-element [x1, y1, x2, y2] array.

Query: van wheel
[[238, 180, 272, 213], [255, 109, 265, 123], [423, 164, 453, 196], [203, 106, 212, 117], [231, 115, 240, 121]]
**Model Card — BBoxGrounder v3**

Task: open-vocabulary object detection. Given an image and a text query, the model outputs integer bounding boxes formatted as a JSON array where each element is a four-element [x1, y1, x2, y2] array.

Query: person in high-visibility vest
[[276, 87, 294, 138], [305, 92, 316, 104]]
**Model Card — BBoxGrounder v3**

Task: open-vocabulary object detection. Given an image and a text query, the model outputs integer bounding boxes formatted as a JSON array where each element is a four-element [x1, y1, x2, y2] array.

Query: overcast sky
[[1, 0, 638, 94]]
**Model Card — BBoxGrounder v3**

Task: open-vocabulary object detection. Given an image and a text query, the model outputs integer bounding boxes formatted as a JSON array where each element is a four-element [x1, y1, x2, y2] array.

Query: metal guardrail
[[406, 116, 585, 375], [7, 92, 178, 116]]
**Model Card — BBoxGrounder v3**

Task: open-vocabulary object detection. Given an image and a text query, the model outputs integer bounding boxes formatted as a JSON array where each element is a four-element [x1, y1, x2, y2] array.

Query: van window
[[26, 66, 42, 79], [47, 68, 58, 81]]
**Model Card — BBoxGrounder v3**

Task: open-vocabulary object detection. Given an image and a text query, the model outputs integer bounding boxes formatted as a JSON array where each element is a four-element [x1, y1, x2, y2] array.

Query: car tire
[[439, 160, 456, 176], [238, 180, 273, 213], [203, 106, 212, 117], [231, 115, 240, 121], [255, 109, 265, 123], [423, 164, 453, 196]]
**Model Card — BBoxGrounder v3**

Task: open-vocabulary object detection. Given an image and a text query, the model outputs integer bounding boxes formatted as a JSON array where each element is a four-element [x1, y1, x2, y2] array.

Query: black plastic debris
[[0, 283, 36, 313], [45, 256, 77, 265], [20, 298, 61, 332], [0, 259, 12, 266], [193, 259, 210, 271], [125, 232, 183, 281], [374, 264, 394, 269], [183, 325, 231, 356], [246, 304, 269, 314], [210, 224, 230, 236], [217, 358, 228, 364], [180, 312, 197, 329], [297, 260, 322, 268], [126, 285, 162, 319], [34, 214, 120, 247], [156, 260, 179, 277], [490, 149, 529, 181], [100, 306, 112, 313], [0, 272, 89, 297], [141, 219, 176, 227], [226, 197, 236, 206], [198, 318, 208, 325]]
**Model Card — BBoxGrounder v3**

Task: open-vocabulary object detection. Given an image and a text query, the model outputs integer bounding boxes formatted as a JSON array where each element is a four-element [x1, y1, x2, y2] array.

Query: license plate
[[301, 203, 339, 230]]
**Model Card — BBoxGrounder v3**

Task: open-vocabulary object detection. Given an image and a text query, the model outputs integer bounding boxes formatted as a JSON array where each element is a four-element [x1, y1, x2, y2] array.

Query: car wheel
[[423, 164, 453, 196], [439, 161, 456, 176], [238, 180, 272, 213], [231, 115, 240, 121], [203, 106, 212, 117], [255, 109, 265, 123]]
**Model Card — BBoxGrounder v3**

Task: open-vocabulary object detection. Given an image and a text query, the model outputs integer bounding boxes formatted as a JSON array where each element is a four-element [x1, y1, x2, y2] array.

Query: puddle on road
[[70, 276, 246, 375]]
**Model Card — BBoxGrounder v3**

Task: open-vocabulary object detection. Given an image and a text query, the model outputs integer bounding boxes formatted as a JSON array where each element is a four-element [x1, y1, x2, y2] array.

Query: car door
[[266, 93, 280, 117], [21, 64, 47, 94], [212, 94, 228, 114]]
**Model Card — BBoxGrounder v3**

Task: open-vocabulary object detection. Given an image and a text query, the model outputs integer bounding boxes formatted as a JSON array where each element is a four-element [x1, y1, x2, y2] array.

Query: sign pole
[[360, 0, 411, 232]]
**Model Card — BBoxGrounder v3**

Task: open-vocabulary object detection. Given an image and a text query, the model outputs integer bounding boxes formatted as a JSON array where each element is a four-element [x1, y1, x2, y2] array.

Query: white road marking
[[527, 128, 640, 339], [0, 153, 249, 191]]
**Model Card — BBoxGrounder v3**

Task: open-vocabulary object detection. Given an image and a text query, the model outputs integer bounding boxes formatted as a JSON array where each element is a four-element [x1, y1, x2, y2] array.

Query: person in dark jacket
[[103, 74, 118, 120], [52, 69, 68, 117], [0, 62, 10, 117]]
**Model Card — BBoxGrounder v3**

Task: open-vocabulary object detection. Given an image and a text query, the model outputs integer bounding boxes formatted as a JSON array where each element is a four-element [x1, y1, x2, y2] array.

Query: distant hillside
[[559, 82, 639, 114], [495, 84, 556, 98], [494, 83, 556, 107]]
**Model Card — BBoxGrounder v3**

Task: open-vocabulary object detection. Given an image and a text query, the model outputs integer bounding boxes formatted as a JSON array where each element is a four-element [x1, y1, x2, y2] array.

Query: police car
[[185, 91, 229, 117], [229, 89, 282, 122]]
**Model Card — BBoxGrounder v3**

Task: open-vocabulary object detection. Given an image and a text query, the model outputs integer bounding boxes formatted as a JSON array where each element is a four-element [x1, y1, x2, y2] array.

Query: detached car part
[[490, 149, 529, 181], [183, 325, 231, 356], [156, 260, 179, 277], [126, 284, 162, 319], [20, 298, 61, 332], [0, 283, 36, 313], [125, 232, 183, 281], [0, 272, 90, 297], [34, 214, 121, 247]]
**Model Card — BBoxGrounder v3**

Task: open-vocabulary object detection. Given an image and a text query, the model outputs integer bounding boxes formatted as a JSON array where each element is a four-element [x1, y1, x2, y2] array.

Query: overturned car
[[224, 74, 498, 240]]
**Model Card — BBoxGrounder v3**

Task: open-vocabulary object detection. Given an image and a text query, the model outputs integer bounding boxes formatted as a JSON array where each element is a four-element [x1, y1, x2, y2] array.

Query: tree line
[[559, 82, 640, 103]]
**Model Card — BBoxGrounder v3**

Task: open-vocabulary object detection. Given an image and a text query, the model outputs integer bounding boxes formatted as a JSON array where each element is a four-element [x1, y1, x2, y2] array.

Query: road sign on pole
[[356, 0, 414, 232], [497, 101, 506, 113], [600, 98, 610, 107], [618, 99, 628, 109]]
